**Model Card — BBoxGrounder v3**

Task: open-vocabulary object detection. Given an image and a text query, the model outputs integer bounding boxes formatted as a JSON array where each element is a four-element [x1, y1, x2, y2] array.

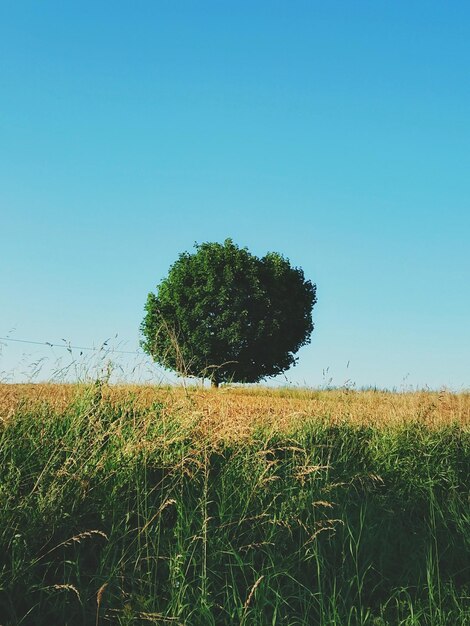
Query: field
[[0, 383, 469, 625]]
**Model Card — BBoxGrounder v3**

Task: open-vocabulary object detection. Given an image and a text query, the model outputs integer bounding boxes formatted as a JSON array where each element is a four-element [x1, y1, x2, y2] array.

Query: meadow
[[0, 383, 469, 625]]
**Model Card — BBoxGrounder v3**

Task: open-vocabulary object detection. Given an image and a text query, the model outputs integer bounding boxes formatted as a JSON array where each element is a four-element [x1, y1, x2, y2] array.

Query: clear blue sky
[[1, 1, 469, 389]]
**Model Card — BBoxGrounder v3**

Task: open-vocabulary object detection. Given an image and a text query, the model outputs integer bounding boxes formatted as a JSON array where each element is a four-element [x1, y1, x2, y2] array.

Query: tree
[[141, 239, 317, 387]]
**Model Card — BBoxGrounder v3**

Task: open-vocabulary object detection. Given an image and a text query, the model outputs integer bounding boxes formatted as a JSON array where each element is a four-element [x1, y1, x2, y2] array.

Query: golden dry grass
[[1, 383, 469, 442]]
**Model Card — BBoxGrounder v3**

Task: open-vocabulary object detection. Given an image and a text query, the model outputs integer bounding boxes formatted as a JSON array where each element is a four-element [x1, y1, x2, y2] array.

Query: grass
[[0, 383, 469, 625]]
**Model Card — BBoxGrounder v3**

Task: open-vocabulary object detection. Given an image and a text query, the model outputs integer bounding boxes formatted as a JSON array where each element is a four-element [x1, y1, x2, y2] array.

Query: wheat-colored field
[[1, 383, 468, 442], [1, 382, 469, 624]]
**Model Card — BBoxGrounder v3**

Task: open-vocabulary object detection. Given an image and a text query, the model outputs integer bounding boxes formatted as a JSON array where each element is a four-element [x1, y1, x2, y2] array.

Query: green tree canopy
[[141, 239, 316, 386]]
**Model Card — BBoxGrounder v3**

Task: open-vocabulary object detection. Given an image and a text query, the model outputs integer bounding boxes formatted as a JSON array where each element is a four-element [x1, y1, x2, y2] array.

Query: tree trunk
[[211, 378, 219, 389]]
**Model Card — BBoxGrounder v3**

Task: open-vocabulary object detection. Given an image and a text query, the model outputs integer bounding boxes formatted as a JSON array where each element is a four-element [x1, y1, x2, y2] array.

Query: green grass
[[0, 384, 469, 625]]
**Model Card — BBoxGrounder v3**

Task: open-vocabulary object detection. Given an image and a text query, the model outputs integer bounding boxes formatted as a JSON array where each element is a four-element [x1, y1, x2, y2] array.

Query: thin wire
[[0, 336, 142, 355]]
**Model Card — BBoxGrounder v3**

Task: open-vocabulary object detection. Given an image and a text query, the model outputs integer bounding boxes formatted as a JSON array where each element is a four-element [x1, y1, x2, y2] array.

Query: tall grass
[[0, 384, 469, 625]]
